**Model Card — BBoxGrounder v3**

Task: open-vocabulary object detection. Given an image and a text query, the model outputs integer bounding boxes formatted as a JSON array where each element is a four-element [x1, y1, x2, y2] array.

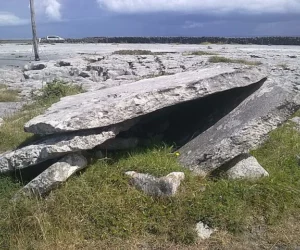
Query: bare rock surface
[[24, 66, 266, 135], [0, 119, 136, 173], [13, 153, 87, 199], [226, 156, 269, 180], [195, 222, 216, 240], [0, 102, 24, 119], [125, 171, 185, 197], [179, 78, 300, 176]]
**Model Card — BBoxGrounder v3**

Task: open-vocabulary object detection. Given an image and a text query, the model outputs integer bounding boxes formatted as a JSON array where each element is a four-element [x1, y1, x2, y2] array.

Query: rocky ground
[[0, 43, 299, 111], [0, 43, 300, 249]]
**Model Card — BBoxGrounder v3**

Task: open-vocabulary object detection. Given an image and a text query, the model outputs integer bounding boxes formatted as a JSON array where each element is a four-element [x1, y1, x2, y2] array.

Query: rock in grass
[[125, 171, 185, 197], [290, 117, 300, 124], [0, 117, 3, 127], [0, 119, 136, 173], [290, 117, 300, 130], [24, 66, 266, 135], [179, 78, 300, 176], [226, 156, 269, 180], [296, 155, 300, 166], [195, 222, 216, 240], [13, 153, 87, 199]]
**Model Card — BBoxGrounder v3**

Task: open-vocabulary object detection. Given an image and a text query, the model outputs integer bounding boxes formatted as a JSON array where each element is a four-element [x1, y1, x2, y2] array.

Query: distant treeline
[[65, 36, 300, 45], [2, 37, 300, 45]]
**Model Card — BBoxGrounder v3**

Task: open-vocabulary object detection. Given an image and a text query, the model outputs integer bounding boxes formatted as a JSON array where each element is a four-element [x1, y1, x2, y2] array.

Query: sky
[[0, 0, 300, 39]]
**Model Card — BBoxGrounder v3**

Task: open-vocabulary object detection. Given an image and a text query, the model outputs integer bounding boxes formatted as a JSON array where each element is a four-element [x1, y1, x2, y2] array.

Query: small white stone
[[125, 171, 185, 197], [195, 222, 215, 240], [290, 117, 300, 124]]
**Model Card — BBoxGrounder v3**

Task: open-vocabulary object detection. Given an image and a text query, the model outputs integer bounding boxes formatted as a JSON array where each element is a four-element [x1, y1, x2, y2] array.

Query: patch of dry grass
[[209, 56, 262, 66], [0, 84, 19, 102]]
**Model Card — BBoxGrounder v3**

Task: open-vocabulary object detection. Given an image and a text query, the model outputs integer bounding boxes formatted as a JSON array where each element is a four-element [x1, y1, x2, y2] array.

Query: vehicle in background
[[40, 36, 65, 43]]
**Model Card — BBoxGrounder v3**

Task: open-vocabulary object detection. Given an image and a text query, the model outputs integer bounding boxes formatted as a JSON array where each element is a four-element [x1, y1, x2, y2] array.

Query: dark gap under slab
[[118, 77, 267, 148]]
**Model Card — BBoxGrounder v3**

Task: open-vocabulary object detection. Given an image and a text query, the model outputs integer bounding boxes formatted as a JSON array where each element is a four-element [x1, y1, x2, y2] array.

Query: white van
[[46, 36, 65, 42]]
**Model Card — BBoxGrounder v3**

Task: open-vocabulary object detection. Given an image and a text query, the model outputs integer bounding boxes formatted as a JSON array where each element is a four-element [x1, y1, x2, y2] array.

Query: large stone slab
[[179, 78, 300, 176], [24, 66, 266, 135], [13, 153, 87, 199], [0, 119, 136, 173]]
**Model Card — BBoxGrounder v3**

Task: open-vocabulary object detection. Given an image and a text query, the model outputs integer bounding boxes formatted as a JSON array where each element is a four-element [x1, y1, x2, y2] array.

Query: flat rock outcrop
[[24, 66, 266, 135], [179, 78, 300, 176]]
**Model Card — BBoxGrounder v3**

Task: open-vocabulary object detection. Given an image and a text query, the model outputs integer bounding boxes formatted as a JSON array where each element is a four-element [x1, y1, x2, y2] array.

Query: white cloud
[[0, 12, 29, 26], [96, 0, 300, 14], [36, 0, 62, 21]]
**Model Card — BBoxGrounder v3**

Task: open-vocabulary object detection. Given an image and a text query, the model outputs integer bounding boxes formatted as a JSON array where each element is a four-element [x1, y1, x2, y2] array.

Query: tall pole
[[30, 0, 40, 61]]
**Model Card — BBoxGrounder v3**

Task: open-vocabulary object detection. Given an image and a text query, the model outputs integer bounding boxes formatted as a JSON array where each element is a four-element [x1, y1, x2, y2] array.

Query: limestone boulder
[[24, 66, 267, 135], [13, 153, 87, 199], [179, 78, 300, 176], [226, 156, 269, 180], [125, 171, 185, 197]]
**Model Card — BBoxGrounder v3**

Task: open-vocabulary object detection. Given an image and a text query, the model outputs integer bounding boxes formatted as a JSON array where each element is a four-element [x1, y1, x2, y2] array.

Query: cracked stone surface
[[179, 78, 300, 176], [24, 66, 266, 135]]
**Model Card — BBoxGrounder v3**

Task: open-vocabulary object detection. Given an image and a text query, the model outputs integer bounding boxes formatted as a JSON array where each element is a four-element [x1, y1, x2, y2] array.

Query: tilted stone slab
[[13, 153, 87, 199], [179, 78, 300, 176], [0, 120, 136, 173], [24, 66, 267, 135]]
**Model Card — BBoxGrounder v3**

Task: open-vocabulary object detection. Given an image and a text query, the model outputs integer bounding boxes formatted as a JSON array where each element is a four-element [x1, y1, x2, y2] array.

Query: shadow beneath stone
[[119, 78, 267, 148]]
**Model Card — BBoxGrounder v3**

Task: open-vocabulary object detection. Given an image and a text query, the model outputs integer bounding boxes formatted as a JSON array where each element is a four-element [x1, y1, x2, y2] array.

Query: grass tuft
[[0, 80, 84, 153], [209, 56, 262, 66], [112, 50, 168, 56], [0, 84, 20, 102], [188, 50, 217, 56]]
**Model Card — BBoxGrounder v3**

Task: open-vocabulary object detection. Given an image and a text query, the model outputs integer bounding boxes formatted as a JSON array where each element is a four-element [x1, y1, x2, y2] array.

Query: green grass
[[200, 42, 212, 45], [0, 80, 84, 153], [187, 50, 217, 56], [209, 56, 262, 66], [112, 50, 167, 56], [0, 84, 20, 102], [0, 91, 299, 248]]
